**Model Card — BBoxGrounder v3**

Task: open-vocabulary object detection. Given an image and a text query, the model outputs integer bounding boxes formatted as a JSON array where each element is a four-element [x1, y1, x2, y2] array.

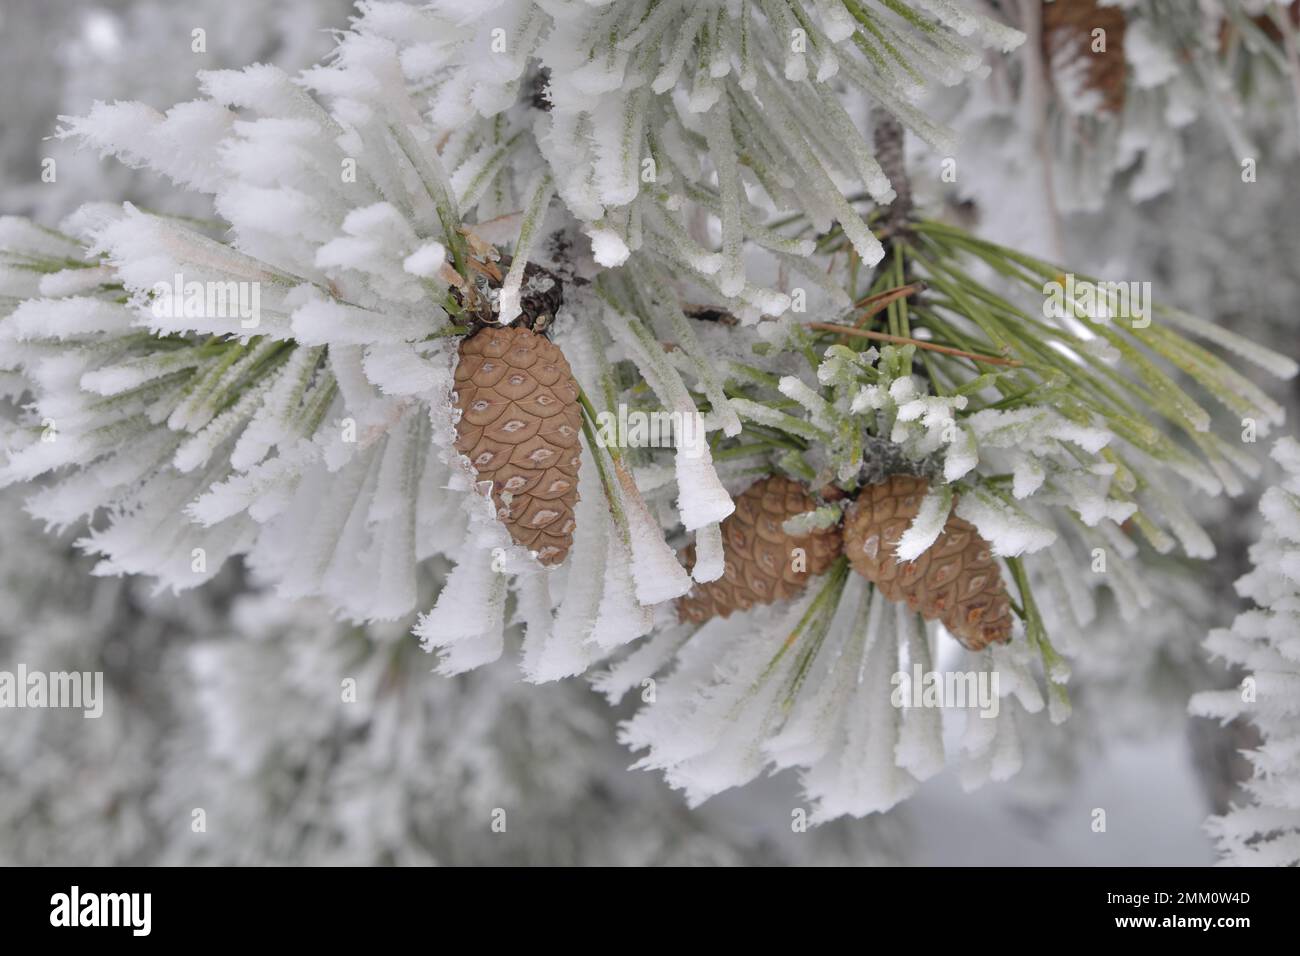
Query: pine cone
[[843, 475, 1012, 651], [676, 476, 842, 624], [1042, 0, 1127, 115], [453, 326, 581, 566]]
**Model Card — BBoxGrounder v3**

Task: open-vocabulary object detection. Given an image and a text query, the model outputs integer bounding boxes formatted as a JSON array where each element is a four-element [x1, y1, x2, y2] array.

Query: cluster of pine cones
[[448, 248, 1011, 651], [676, 474, 1011, 652]]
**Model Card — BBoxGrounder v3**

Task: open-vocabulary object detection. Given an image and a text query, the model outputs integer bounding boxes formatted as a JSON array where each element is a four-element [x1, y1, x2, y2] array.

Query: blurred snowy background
[[1, 0, 1293, 866]]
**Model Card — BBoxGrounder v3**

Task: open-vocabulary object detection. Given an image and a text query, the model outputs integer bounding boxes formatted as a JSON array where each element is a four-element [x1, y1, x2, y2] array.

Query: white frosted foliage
[[1190, 438, 1300, 865]]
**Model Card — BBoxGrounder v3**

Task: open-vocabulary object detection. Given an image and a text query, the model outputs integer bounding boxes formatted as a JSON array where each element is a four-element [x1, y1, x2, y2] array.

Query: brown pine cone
[[1042, 0, 1127, 115], [453, 326, 581, 566], [676, 476, 842, 624], [843, 475, 1013, 651]]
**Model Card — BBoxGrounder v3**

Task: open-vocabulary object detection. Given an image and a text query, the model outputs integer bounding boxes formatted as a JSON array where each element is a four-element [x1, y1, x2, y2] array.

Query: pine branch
[[871, 108, 913, 240]]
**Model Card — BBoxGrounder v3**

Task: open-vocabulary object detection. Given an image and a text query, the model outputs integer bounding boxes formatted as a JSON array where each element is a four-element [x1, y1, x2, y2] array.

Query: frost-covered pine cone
[[676, 475, 841, 623], [844, 475, 1012, 651], [453, 326, 581, 566], [1041, 0, 1128, 115]]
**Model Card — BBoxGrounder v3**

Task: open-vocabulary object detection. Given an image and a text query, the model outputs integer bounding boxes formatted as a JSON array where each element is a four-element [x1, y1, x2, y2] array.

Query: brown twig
[[853, 282, 926, 310], [852, 282, 926, 322], [872, 109, 913, 240], [805, 322, 1022, 367]]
